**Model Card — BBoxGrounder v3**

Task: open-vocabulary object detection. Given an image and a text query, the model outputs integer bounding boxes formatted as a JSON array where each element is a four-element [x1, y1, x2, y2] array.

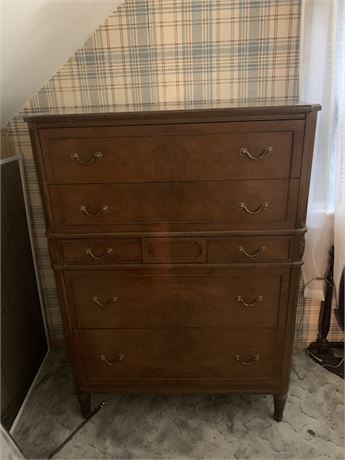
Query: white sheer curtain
[[300, 0, 345, 299]]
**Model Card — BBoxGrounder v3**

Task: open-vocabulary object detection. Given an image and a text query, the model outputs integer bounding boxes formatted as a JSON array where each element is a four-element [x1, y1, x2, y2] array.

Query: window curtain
[[299, 0, 345, 299]]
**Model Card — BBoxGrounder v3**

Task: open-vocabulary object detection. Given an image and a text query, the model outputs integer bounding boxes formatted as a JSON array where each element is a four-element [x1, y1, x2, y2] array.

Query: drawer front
[[207, 237, 291, 262], [49, 179, 298, 232], [142, 237, 206, 263], [61, 239, 142, 264], [77, 328, 280, 382], [40, 121, 303, 184], [66, 269, 289, 328]]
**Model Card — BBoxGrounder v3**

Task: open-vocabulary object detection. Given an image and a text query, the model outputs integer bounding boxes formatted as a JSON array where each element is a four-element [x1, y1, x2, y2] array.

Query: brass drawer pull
[[79, 204, 109, 217], [235, 355, 261, 365], [100, 353, 125, 366], [238, 201, 269, 214], [71, 151, 103, 165], [237, 295, 263, 308], [85, 247, 113, 260], [240, 146, 273, 160], [239, 246, 266, 258], [93, 296, 118, 308]]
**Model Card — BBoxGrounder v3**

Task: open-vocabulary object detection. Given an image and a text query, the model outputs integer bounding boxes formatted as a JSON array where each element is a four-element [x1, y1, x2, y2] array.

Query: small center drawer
[[142, 237, 206, 263], [77, 328, 280, 382], [65, 268, 289, 328]]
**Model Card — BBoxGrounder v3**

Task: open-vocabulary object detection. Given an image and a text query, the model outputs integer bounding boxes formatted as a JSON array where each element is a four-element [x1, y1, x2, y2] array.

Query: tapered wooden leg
[[77, 392, 91, 418], [273, 394, 287, 422]]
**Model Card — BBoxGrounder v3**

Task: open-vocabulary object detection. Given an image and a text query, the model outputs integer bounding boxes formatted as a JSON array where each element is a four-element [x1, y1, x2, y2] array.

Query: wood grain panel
[[65, 268, 289, 329], [78, 328, 280, 381], [142, 237, 206, 263], [39, 121, 303, 184], [49, 179, 296, 231]]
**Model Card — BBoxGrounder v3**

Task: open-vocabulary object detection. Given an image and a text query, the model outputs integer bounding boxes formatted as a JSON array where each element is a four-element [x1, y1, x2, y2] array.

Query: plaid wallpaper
[[4, 0, 341, 345]]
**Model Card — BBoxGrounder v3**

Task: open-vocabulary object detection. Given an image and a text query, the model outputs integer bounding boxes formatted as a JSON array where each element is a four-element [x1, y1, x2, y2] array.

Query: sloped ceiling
[[1, 0, 123, 126]]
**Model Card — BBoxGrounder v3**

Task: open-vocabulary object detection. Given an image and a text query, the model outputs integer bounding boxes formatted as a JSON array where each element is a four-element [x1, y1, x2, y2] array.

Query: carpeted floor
[[12, 350, 344, 459]]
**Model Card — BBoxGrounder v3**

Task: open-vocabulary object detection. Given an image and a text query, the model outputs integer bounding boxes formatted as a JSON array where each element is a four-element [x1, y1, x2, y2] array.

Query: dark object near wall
[[335, 267, 344, 330], [1, 158, 48, 430], [306, 247, 344, 378], [318, 246, 334, 350]]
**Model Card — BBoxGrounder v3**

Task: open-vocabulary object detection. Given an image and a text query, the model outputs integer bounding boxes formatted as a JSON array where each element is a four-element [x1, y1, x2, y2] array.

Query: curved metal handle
[[85, 247, 112, 260], [79, 204, 109, 217], [240, 146, 273, 160], [71, 151, 103, 165], [238, 246, 266, 258], [100, 353, 125, 366], [235, 355, 261, 365], [93, 296, 118, 308], [236, 295, 263, 308], [238, 202, 269, 214]]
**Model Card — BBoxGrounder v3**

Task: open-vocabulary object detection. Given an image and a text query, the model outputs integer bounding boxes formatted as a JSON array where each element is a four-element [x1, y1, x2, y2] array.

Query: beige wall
[[1, 1, 123, 126]]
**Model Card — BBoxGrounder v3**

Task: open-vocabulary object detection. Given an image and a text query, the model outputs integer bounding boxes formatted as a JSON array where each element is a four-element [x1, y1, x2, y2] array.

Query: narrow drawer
[[65, 269, 289, 328], [77, 328, 280, 382], [39, 121, 303, 184], [61, 239, 142, 264], [48, 179, 298, 232], [207, 236, 291, 262]]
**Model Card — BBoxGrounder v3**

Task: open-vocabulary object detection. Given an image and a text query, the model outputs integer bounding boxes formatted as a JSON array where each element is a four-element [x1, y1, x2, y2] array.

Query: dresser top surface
[[24, 100, 320, 127]]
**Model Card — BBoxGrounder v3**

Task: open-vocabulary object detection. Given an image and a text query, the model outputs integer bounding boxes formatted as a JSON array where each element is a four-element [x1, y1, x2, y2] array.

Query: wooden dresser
[[26, 103, 320, 421]]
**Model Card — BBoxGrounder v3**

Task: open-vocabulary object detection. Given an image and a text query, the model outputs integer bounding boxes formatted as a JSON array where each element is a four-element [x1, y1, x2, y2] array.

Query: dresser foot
[[77, 392, 91, 418], [273, 394, 287, 421]]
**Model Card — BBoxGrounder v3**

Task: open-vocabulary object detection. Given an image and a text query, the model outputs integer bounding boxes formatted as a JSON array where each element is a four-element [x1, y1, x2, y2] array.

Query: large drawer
[[65, 268, 289, 328], [58, 235, 292, 265], [77, 328, 281, 383], [48, 179, 299, 232], [39, 121, 303, 184]]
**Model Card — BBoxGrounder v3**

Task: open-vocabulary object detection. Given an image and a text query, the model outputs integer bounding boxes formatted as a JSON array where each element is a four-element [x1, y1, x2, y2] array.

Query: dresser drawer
[[49, 179, 298, 232], [77, 328, 280, 382], [39, 121, 303, 184], [207, 236, 291, 262], [60, 239, 142, 264], [65, 269, 289, 328]]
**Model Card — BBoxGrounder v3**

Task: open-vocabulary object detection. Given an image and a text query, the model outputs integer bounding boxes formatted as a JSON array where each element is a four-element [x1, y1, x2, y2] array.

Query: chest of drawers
[[26, 103, 320, 421]]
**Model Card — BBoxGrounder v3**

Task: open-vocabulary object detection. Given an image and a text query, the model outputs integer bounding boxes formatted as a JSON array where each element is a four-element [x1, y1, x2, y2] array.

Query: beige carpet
[[12, 350, 344, 459]]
